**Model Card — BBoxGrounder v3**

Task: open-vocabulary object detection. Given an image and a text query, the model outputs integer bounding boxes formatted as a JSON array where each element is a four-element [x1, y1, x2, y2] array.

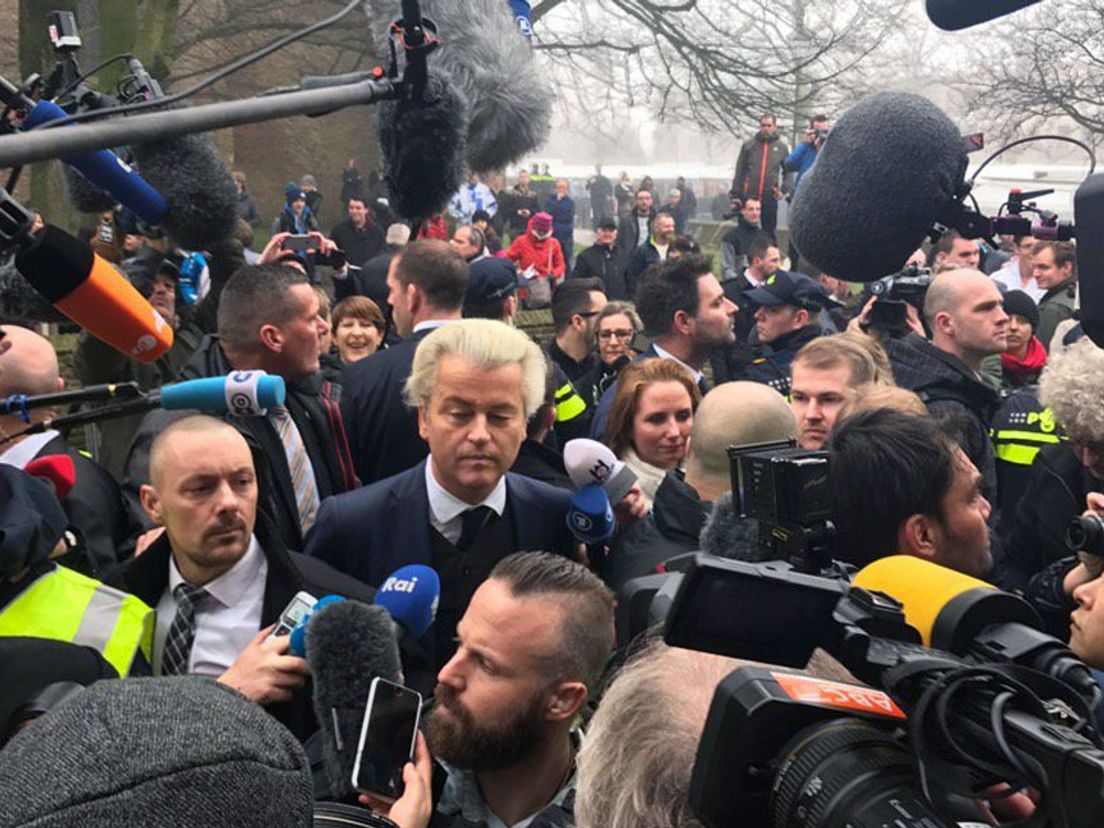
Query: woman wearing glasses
[[575, 302, 642, 410]]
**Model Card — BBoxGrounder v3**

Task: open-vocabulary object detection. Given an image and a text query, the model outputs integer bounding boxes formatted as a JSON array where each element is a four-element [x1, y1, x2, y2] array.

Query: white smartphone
[[351, 677, 423, 801], [266, 590, 317, 641]]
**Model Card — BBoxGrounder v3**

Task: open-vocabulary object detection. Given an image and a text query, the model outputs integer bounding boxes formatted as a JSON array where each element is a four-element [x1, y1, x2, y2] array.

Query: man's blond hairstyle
[[403, 319, 547, 418]]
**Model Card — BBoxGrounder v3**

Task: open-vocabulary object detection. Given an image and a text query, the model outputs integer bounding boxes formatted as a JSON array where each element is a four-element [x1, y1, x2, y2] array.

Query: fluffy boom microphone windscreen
[[369, 0, 552, 174], [379, 69, 469, 222], [789, 92, 969, 282], [131, 133, 239, 251]]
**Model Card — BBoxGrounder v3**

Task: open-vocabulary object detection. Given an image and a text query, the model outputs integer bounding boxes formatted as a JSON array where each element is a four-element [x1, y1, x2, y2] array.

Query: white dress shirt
[[991, 259, 1044, 302], [153, 535, 268, 676], [413, 320, 456, 334], [424, 460, 507, 545], [0, 430, 61, 470], [651, 343, 704, 385]]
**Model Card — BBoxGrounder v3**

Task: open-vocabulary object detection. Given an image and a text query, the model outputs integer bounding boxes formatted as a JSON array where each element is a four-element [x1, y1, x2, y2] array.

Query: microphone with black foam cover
[[14, 225, 174, 362], [130, 132, 239, 250], [378, 66, 468, 223], [789, 92, 969, 282], [854, 555, 1100, 706], [926, 0, 1041, 30], [306, 599, 403, 799], [1074, 173, 1104, 349]]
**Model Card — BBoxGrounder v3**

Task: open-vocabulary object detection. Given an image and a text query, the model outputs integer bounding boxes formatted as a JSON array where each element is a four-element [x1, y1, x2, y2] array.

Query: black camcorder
[[727, 440, 837, 576], [866, 263, 933, 336], [648, 554, 1104, 828]]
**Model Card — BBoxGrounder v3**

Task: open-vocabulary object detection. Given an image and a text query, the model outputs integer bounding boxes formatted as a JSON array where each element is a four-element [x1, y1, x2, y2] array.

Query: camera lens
[[1066, 515, 1104, 554], [771, 719, 942, 828]]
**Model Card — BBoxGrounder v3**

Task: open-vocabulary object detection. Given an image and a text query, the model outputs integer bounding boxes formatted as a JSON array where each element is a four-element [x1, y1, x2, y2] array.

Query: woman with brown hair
[[331, 295, 387, 365], [602, 358, 701, 508]]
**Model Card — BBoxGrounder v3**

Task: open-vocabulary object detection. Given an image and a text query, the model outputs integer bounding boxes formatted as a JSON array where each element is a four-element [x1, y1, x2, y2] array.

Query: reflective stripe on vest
[[555, 382, 587, 422], [0, 566, 154, 676]]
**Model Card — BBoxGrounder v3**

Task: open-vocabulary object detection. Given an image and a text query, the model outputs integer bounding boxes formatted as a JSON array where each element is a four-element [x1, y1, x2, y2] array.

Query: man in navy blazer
[[308, 319, 576, 686], [590, 255, 737, 439], [341, 240, 467, 485]]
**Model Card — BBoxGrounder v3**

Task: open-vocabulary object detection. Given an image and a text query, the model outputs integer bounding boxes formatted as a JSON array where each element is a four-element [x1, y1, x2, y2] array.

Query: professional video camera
[[727, 440, 836, 576], [657, 553, 1104, 828], [865, 262, 933, 335]]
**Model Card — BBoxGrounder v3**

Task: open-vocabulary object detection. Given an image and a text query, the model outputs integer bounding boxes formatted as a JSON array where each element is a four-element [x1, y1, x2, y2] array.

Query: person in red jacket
[[507, 212, 565, 307]]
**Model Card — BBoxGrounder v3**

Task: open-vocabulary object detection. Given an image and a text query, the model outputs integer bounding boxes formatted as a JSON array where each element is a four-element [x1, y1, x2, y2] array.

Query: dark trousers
[[760, 194, 779, 240], [555, 232, 574, 279]]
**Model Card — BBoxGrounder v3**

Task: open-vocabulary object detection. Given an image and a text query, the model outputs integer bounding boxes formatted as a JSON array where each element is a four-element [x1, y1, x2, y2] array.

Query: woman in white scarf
[[601, 358, 701, 508]]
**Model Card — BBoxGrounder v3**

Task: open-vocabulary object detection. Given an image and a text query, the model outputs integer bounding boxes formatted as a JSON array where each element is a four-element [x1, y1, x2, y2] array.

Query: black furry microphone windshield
[[306, 599, 403, 800], [379, 68, 468, 222], [368, 0, 551, 174], [789, 92, 968, 282], [62, 164, 119, 214], [0, 255, 69, 323], [131, 132, 239, 251]]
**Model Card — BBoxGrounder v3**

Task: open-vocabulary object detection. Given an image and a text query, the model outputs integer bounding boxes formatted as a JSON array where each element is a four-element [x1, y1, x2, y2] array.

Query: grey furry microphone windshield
[[368, 0, 551, 174], [789, 92, 968, 282]]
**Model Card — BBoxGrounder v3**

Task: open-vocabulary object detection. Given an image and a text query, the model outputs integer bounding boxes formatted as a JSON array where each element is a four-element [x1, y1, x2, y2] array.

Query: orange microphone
[[14, 225, 173, 363]]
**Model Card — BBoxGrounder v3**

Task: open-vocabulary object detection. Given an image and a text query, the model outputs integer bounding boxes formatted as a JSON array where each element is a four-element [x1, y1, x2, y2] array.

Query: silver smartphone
[[351, 677, 423, 801], [266, 590, 316, 641]]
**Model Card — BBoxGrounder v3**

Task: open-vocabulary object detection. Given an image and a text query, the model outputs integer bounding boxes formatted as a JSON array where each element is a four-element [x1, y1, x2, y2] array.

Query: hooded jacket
[[506, 215, 565, 279]]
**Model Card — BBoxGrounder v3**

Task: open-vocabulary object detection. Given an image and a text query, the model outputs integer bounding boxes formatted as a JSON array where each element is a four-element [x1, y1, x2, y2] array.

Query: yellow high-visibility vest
[[0, 565, 154, 676]]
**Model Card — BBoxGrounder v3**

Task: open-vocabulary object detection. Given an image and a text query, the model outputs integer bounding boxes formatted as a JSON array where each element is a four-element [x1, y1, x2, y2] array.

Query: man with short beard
[[107, 415, 374, 741], [424, 552, 614, 828]]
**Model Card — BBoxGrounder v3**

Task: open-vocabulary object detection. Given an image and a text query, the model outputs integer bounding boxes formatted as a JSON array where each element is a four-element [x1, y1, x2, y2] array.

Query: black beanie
[[1003, 289, 1039, 331]]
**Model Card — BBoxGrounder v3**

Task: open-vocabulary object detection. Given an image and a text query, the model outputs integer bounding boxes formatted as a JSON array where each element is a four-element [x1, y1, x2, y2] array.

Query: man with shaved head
[[883, 268, 1007, 498], [600, 381, 797, 590], [106, 414, 374, 741], [0, 325, 136, 575]]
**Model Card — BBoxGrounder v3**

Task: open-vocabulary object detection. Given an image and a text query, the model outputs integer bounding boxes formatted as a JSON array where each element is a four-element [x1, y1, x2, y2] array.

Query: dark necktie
[[161, 582, 208, 676], [457, 506, 494, 552]]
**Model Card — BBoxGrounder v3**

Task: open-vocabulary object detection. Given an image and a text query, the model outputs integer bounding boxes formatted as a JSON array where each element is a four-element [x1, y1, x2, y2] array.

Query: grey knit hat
[[0, 676, 313, 828]]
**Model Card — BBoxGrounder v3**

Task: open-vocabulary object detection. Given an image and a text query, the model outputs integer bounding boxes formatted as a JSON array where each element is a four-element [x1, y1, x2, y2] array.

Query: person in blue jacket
[[546, 178, 576, 279]]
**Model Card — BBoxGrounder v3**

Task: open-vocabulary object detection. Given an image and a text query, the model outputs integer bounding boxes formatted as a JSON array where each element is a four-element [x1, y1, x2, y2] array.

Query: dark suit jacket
[[35, 435, 141, 578], [304, 461, 576, 587], [342, 328, 436, 485], [104, 515, 375, 742]]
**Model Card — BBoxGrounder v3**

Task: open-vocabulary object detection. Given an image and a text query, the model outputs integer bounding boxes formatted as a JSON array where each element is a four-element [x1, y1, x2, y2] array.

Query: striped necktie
[[271, 406, 320, 533], [161, 582, 208, 676]]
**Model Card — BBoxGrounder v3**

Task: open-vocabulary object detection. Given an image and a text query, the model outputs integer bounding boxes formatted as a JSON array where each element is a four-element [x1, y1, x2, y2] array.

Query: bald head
[[922, 268, 1008, 369], [685, 381, 797, 497], [148, 415, 249, 488], [0, 325, 61, 399], [922, 268, 991, 327]]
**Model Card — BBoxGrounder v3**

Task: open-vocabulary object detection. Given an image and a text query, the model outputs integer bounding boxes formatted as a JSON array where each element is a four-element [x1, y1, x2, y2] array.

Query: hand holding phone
[[267, 591, 317, 641], [352, 678, 423, 802], [283, 234, 312, 252], [358, 731, 434, 828]]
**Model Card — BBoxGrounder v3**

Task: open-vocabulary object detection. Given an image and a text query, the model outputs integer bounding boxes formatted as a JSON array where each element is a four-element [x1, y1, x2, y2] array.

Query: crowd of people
[[0, 109, 1101, 828]]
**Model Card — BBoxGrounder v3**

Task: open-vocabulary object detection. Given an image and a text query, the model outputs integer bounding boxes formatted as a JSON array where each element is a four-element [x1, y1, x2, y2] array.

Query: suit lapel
[[385, 462, 433, 571]]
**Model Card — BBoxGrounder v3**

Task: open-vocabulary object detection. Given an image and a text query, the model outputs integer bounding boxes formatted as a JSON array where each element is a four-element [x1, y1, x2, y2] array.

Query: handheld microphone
[[0, 382, 142, 418], [158, 371, 286, 415], [567, 483, 615, 544], [563, 438, 638, 504], [306, 600, 403, 800], [0, 373, 287, 450], [854, 556, 1100, 706], [15, 92, 170, 228], [24, 454, 77, 501], [374, 564, 441, 641], [789, 92, 969, 282], [14, 225, 174, 363], [925, 0, 1041, 30]]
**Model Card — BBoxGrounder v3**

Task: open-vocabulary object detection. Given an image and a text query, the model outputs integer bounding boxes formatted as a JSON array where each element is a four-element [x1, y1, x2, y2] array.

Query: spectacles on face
[[598, 329, 634, 340]]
